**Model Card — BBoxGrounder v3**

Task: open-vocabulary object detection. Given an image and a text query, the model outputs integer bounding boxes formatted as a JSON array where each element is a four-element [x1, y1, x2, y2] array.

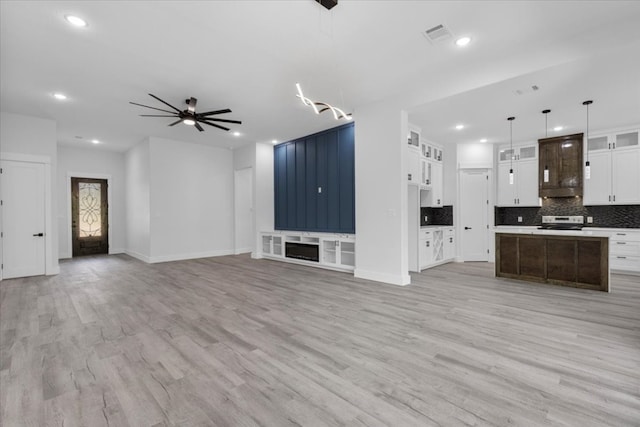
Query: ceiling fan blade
[[168, 119, 183, 127], [187, 97, 197, 113], [194, 122, 204, 132], [140, 114, 180, 117], [129, 102, 176, 114], [197, 108, 232, 116], [200, 118, 242, 125], [200, 121, 230, 131], [148, 93, 182, 113]]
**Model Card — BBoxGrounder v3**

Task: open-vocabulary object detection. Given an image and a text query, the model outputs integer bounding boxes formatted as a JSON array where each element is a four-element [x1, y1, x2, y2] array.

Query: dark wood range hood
[[538, 133, 584, 198]]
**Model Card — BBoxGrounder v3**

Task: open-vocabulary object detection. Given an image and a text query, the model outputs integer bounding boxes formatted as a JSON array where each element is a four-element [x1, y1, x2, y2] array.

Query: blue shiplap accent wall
[[274, 122, 355, 233]]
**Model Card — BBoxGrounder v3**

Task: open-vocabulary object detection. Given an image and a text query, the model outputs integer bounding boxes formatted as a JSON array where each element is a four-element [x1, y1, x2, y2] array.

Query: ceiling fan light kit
[[130, 94, 242, 133]]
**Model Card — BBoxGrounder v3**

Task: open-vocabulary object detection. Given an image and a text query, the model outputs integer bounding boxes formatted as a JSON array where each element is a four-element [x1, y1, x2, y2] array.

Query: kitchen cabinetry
[[444, 227, 455, 260], [419, 229, 434, 270], [609, 230, 640, 273], [538, 133, 583, 198], [583, 129, 640, 205], [495, 232, 609, 292], [261, 232, 355, 272], [421, 139, 444, 207], [497, 144, 539, 206], [408, 148, 421, 185], [419, 226, 456, 270]]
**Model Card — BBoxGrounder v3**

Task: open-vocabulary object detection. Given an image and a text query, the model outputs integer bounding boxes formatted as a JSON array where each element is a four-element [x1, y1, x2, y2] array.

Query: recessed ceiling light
[[455, 124, 464, 130], [271, 139, 278, 144], [64, 15, 87, 27], [553, 126, 563, 131], [233, 131, 241, 137], [455, 36, 471, 47], [53, 93, 67, 100], [91, 139, 100, 144], [480, 138, 488, 143]]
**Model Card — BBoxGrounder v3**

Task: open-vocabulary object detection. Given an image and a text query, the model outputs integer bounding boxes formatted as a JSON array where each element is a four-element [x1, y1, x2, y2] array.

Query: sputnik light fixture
[[508, 116, 515, 185], [583, 100, 593, 179], [296, 83, 352, 121], [542, 109, 550, 183]]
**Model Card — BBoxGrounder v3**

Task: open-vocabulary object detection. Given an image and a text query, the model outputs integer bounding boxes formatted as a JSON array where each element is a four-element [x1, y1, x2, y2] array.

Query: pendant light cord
[[583, 100, 593, 163]]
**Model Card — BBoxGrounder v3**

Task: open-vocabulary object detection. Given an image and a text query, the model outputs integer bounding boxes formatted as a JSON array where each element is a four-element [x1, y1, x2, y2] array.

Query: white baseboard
[[234, 247, 252, 255], [148, 249, 235, 264], [109, 248, 125, 254], [124, 250, 151, 263], [354, 269, 411, 286]]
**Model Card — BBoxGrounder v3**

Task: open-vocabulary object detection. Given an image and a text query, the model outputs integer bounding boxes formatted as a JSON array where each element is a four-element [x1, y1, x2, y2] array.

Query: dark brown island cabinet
[[495, 233, 609, 292]]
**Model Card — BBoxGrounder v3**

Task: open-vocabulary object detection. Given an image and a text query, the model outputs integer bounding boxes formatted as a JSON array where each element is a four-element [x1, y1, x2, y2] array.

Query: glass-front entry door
[[71, 177, 109, 256]]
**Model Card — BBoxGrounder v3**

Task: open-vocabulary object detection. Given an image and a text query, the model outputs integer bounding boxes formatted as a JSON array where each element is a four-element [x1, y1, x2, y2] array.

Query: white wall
[[253, 143, 274, 258], [125, 139, 151, 261], [354, 101, 410, 286], [147, 137, 234, 262], [0, 112, 59, 275], [57, 146, 126, 258], [457, 143, 494, 169]]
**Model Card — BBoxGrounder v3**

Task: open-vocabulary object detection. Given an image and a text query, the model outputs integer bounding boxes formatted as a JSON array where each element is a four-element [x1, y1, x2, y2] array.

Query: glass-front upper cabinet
[[588, 130, 639, 152]]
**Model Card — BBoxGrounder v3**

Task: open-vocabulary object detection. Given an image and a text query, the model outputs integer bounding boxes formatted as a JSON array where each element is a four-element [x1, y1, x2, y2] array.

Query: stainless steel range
[[538, 215, 584, 230]]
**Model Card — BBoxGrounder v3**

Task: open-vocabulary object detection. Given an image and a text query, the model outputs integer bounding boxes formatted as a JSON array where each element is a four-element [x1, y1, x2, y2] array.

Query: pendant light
[[542, 109, 550, 183], [508, 116, 515, 185], [583, 100, 593, 179]]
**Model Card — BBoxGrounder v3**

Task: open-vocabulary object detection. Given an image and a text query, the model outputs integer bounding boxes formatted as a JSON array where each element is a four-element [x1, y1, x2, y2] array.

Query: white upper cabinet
[[497, 143, 539, 206], [584, 129, 640, 205]]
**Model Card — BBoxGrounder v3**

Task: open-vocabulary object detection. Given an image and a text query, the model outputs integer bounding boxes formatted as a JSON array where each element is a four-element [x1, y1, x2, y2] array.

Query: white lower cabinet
[[260, 232, 355, 272], [419, 229, 433, 270], [444, 227, 455, 260], [261, 234, 283, 257], [608, 230, 640, 273], [419, 226, 456, 271]]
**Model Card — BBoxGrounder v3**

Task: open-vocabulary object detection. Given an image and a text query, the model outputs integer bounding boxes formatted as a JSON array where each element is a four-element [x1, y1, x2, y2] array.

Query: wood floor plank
[[1, 254, 639, 426]]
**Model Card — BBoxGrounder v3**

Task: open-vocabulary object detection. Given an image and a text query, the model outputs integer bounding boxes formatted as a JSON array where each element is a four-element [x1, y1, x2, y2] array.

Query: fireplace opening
[[285, 242, 319, 262]]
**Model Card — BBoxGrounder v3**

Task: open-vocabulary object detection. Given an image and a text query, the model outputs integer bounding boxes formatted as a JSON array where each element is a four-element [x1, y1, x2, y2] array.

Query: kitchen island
[[495, 229, 610, 292]]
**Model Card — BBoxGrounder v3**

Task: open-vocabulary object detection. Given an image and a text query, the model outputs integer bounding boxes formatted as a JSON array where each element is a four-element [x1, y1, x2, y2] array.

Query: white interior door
[[234, 167, 253, 254], [1, 160, 46, 278], [460, 169, 489, 261]]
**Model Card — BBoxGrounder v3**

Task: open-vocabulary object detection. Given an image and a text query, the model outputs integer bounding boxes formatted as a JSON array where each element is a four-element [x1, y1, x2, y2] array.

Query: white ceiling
[[1, 1, 640, 152]]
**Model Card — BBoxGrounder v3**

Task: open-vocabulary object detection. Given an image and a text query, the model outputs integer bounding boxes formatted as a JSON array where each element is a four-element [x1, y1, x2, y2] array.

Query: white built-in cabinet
[[584, 129, 640, 205], [421, 138, 444, 207], [260, 232, 355, 272], [497, 144, 540, 206], [419, 226, 455, 270], [407, 128, 445, 208]]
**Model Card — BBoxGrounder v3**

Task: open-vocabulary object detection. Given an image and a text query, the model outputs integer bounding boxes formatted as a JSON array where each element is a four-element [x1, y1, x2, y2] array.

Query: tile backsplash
[[495, 198, 640, 228], [421, 205, 453, 226]]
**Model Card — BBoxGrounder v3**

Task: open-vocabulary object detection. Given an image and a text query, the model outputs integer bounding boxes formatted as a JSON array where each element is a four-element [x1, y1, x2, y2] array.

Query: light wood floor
[[1, 254, 639, 427]]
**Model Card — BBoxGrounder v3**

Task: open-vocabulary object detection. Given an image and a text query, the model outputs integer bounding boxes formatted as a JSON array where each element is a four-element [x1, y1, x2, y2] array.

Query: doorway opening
[[71, 177, 109, 256]]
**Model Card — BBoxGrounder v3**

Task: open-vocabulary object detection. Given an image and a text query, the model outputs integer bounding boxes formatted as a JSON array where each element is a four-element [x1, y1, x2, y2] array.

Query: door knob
[[464, 227, 472, 230], [33, 233, 44, 237]]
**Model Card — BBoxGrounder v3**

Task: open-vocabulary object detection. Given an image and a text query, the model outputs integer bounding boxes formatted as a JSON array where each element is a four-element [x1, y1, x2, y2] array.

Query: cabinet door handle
[[613, 195, 616, 202], [32, 233, 44, 237], [464, 227, 472, 230], [616, 256, 627, 259], [609, 195, 611, 202], [426, 241, 430, 247], [408, 174, 412, 181], [613, 142, 616, 149], [616, 233, 626, 236], [616, 242, 626, 245]]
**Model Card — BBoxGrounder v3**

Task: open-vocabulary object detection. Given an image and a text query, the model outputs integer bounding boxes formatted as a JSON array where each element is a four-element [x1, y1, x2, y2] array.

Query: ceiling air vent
[[423, 24, 453, 43], [514, 85, 541, 96]]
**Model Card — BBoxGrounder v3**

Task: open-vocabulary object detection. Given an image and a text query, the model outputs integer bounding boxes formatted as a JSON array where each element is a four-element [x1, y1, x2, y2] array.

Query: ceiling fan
[[129, 93, 241, 132]]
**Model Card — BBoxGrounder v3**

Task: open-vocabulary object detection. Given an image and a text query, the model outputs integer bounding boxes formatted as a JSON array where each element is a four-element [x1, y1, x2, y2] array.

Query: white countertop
[[494, 226, 610, 238]]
